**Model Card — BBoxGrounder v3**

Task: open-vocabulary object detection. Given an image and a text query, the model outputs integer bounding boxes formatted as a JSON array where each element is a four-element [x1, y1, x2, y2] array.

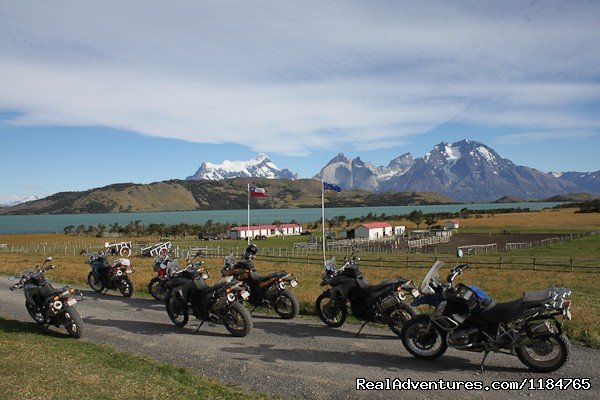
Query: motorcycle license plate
[[241, 291, 250, 300], [66, 298, 77, 306], [290, 280, 298, 287], [411, 289, 420, 298]]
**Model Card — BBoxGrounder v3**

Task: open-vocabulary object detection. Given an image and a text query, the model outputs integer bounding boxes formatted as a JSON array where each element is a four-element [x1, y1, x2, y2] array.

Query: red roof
[[231, 224, 301, 232], [448, 220, 460, 223], [361, 222, 392, 229]]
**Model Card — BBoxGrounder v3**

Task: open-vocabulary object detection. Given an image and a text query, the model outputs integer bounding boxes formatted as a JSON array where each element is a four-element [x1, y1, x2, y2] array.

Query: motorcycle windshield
[[324, 257, 336, 272], [419, 261, 444, 295]]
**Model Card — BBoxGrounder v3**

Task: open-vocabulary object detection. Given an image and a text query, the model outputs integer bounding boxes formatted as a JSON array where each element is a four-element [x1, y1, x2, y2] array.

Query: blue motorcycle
[[401, 250, 573, 372]]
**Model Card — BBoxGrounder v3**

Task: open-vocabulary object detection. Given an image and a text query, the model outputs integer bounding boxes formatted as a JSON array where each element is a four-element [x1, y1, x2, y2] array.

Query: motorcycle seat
[[480, 290, 554, 322], [357, 278, 396, 293], [249, 271, 280, 282]]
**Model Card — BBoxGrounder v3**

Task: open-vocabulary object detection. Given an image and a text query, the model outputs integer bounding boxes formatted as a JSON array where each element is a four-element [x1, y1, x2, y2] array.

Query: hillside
[[0, 178, 455, 215]]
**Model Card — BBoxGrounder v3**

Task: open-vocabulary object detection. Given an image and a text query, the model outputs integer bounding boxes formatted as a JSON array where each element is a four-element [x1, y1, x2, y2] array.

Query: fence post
[[532, 258, 536, 270], [499, 257, 502, 269], [570, 258, 573, 272]]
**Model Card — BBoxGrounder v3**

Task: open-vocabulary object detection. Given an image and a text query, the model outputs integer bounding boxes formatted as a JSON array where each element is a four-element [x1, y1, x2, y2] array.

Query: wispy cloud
[[494, 130, 598, 145], [0, 0, 599, 155]]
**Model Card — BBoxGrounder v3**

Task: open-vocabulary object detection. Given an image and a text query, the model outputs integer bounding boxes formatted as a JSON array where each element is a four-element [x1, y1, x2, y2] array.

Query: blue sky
[[1, 1, 599, 203]]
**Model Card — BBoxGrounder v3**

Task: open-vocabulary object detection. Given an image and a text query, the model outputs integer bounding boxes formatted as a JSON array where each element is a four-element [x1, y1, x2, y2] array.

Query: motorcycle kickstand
[[355, 321, 368, 338], [479, 351, 491, 373], [194, 319, 207, 334]]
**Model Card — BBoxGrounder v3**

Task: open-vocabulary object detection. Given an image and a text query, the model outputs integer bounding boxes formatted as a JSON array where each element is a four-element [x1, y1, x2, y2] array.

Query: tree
[[425, 214, 437, 228], [75, 225, 86, 235], [408, 210, 424, 229], [63, 225, 75, 235]]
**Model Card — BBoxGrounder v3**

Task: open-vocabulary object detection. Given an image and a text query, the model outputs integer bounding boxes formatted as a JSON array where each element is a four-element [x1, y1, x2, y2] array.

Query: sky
[[1, 0, 599, 203]]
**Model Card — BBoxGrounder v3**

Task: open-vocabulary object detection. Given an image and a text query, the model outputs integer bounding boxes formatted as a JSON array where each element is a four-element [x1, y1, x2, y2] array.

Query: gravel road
[[1, 280, 597, 399]]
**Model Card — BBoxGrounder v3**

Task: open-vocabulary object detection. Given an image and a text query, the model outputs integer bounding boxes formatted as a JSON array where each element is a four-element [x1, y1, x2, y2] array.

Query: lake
[[0, 202, 563, 234]]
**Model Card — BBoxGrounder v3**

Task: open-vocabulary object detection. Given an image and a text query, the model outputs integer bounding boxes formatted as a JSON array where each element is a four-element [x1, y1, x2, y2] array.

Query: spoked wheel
[[25, 301, 46, 324], [64, 307, 84, 338], [272, 290, 299, 319], [148, 277, 167, 300], [516, 335, 570, 373], [118, 278, 134, 297], [315, 292, 347, 327], [388, 303, 418, 337], [87, 272, 104, 292], [165, 292, 189, 327], [221, 302, 253, 337], [401, 315, 447, 359]]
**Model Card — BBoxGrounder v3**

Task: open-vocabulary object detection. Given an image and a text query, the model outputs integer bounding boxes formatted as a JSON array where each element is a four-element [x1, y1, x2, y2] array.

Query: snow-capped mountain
[[186, 153, 297, 181], [0, 195, 38, 208], [315, 140, 580, 201], [548, 170, 600, 194]]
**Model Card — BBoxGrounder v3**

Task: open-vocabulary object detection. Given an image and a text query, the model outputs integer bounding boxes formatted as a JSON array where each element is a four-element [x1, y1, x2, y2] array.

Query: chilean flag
[[250, 186, 266, 197]]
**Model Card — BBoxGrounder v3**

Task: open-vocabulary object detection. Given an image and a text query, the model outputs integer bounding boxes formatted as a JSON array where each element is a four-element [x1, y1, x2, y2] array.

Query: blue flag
[[323, 182, 342, 192]]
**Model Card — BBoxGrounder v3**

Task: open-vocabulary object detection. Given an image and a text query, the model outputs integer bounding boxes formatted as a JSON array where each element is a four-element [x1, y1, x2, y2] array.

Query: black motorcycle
[[221, 253, 300, 319], [148, 253, 209, 301], [8, 256, 84, 338], [400, 250, 573, 372], [316, 255, 418, 336], [164, 269, 253, 337]]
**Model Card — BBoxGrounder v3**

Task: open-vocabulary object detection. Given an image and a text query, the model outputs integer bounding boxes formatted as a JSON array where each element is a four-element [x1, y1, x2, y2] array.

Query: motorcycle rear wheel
[[148, 277, 167, 300], [273, 290, 299, 319], [87, 272, 104, 292], [516, 334, 570, 373], [222, 302, 253, 337], [315, 292, 347, 327], [119, 277, 134, 297], [401, 314, 447, 359], [388, 303, 418, 337], [64, 307, 84, 338]]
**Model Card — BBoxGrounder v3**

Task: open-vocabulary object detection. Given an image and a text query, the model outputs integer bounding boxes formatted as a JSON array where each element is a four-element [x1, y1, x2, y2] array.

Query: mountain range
[[186, 153, 296, 181], [0, 195, 38, 208], [313, 140, 599, 201]]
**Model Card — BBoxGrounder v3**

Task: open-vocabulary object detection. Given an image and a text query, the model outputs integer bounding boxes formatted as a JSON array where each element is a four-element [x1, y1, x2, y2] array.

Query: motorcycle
[[164, 269, 253, 337], [8, 256, 84, 338], [221, 253, 300, 319], [400, 250, 573, 372], [148, 252, 209, 300], [84, 251, 135, 297], [315, 255, 418, 336]]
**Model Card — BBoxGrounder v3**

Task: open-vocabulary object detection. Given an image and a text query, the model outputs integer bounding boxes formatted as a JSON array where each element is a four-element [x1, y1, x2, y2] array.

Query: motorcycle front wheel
[[87, 272, 104, 292], [401, 314, 447, 359], [165, 292, 189, 327], [118, 277, 134, 297], [25, 301, 46, 324], [388, 303, 418, 337], [315, 292, 347, 327], [222, 302, 253, 337], [272, 290, 299, 319], [63, 307, 84, 339], [148, 277, 167, 300], [516, 334, 570, 373]]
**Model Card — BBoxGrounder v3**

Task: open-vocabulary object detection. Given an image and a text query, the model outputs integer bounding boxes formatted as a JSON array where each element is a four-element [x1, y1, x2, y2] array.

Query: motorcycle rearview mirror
[[456, 249, 463, 259], [104, 242, 110, 248], [42, 256, 52, 264]]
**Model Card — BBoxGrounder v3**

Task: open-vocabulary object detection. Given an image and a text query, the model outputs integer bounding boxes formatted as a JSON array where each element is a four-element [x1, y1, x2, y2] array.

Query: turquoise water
[[0, 202, 562, 234]]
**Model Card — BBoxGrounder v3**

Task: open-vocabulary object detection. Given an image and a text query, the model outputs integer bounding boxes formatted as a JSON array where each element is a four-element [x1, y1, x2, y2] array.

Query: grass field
[[0, 317, 266, 400]]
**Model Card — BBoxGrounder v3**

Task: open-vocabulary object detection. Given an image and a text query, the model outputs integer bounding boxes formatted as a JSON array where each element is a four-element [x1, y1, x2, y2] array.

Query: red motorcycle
[[85, 251, 135, 297]]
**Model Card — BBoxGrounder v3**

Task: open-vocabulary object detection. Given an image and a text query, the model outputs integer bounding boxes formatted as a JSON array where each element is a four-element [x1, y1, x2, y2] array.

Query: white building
[[229, 223, 302, 240], [445, 220, 460, 230], [354, 222, 393, 240], [393, 226, 406, 235]]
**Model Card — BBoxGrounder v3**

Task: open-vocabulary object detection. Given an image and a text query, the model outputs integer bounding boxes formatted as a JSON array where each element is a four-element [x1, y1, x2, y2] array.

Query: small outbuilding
[[229, 223, 302, 239], [446, 220, 460, 230], [354, 222, 392, 240]]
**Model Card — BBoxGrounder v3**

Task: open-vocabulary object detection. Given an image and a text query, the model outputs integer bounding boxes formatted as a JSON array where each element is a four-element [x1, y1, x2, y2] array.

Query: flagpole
[[321, 178, 326, 264], [247, 183, 250, 245]]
